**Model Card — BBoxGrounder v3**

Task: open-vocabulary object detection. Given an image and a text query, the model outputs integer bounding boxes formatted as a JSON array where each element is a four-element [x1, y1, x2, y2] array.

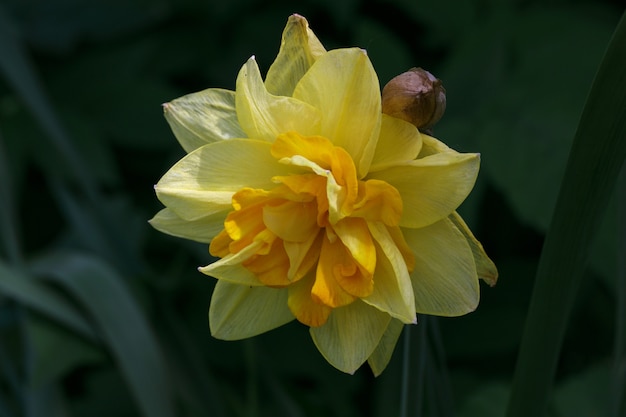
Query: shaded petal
[[263, 200, 319, 242], [403, 218, 479, 316], [418, 134, 453, 157], [312, 233, 358, 307], [199, 241, 263, 286], [448, 211, 498, 286], [369, 114, 422, 172], [364, 222, 416, 323], [164, 88, 245, 153], [288, 273, 332, 327], [368, 152, 480, 228], [209, 281, 294, 340], [265, 14, 326, 96], [235, 57, 321, 142], [310, 300, 391, 374], [148, 208, 227, 244], [155, 139, 291, 220], [367, 319, 405, 377], [293, 48, 381, 178]]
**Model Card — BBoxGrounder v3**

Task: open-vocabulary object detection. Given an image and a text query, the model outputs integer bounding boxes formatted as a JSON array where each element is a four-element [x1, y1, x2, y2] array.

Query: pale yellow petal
[[364, 222, 416, 323], [209, 281, 294, 340], [199, 240, 263, 286], [368, 114, 422, 172], [155, 139, 292, 220], [448, 211, 498, 286], [163, 88, 245, 153], [148, 208, 227, 243], [292, 48, 381, 178], [403, 218, 479, 316], [235, 57, 321, 142], [265, 14, 326, 97], [310, 300, 391, 374], [368, 152, 480, 228], [367, 319, 405, 377]]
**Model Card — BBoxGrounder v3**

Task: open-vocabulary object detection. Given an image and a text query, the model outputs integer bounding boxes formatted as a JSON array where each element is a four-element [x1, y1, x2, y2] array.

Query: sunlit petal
[[155, 139, 291, 220], [364, 222, 416, 323], [369, 114, 422, 172], [293, 48, 381, 177], [235, 57, 321, 142]]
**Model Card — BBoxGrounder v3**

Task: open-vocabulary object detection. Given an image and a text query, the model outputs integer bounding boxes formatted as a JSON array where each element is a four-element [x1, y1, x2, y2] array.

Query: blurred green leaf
[[507, 10, 626, 417], [478, 5, 617, 232], [457, 382, 509, 417], [0, 261, 96, 339], [29, 252, 175, 417], [25, 313, 104, 387], [553, 363, 610, 417]]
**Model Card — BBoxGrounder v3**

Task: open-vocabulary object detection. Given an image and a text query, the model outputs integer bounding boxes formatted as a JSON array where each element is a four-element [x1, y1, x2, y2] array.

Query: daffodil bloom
[[151, 14, 497, 375]]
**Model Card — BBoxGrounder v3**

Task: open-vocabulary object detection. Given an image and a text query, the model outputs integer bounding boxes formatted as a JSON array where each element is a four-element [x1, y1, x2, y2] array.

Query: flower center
[[209, 132, 406, 324]]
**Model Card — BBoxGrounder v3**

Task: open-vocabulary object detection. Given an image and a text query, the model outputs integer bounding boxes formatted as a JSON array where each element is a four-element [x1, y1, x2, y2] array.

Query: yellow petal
[[403, 218, 480, 316], [292, 48, 381, 178], [351, 179, 403, 226], [265, 14, 326, 97], [288, 273, 332, 327], [367, 319, 405, 377], [284, 230, 323, 281], [310, 300, 391, 374], [209, 281, 293, 340], [312, 232, 358, 307], [448, 211, 498, 286], [333, 217, 376, 275], [242, 238, 291, 287], [368, 152, 480, 228], [369, 114, 423, 172], [155, 139, 291, 221], [263, 200, 319, 242], [148, 208, 227, 244], [163, 88, 245, 153], [364, 222, 416, 323], [418, 134, 453, 157], [235, 57, 321, 142], [199, 240, 264, 286]]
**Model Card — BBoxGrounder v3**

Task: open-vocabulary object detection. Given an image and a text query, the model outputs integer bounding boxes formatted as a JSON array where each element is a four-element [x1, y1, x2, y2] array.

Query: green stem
[[506, 11, 626, 417], [399, 324, 411, 417], [611, 164, 626, 417]]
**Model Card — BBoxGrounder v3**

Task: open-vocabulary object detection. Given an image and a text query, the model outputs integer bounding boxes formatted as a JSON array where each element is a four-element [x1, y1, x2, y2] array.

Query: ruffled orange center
[[210, 132, 410, 326]]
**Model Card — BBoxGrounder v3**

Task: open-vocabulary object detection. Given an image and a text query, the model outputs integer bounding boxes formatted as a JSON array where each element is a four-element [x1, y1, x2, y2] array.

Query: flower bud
[[381, 67, 446, 132]]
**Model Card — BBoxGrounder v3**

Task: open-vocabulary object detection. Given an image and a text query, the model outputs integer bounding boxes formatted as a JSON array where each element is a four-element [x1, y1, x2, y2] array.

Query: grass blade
[[506, 11, 626, 417]]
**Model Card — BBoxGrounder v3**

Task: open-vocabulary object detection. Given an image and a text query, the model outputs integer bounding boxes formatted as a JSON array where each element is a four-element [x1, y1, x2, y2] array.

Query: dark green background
[[0, 0, 623, 416]]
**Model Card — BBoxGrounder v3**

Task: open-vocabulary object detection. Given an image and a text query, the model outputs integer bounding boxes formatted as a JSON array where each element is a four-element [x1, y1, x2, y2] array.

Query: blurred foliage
[[0, 0, 623, 416]]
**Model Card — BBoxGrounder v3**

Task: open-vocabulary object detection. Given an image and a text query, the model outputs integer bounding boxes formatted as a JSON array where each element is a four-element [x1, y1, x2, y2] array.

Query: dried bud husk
[[381, 67, 446, 133]]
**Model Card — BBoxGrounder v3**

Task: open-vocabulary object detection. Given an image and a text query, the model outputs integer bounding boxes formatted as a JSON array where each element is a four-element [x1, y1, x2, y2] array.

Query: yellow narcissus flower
[[150, 14, 497, 375]]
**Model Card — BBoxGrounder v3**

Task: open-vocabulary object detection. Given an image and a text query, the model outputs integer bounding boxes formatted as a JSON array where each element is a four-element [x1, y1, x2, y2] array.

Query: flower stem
[[611, 164, 626, 417], [400, 324, 411, 417]]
